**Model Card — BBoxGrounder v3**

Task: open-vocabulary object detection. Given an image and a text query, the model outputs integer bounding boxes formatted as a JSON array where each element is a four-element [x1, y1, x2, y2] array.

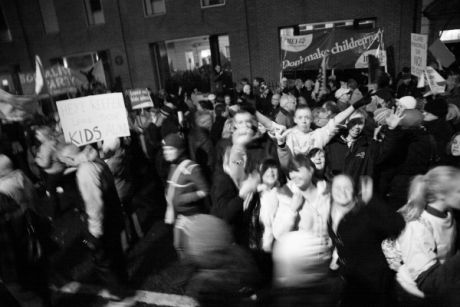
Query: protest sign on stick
[[411, 33, 428, 77], [57, 93, 130, 146], [126, 88, 154, 110]]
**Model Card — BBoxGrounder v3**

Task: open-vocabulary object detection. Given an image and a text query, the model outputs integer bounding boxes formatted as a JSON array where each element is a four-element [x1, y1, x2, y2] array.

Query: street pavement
[[38, 176, 199, 307]]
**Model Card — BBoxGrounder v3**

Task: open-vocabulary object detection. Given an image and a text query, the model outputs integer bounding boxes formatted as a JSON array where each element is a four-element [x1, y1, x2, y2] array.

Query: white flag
[[34, 55, 45, 95]]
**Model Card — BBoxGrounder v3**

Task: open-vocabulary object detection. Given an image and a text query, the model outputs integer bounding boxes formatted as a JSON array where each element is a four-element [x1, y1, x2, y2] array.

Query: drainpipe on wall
[[243, 0, 253, 80], [115, 0, 134, 87]]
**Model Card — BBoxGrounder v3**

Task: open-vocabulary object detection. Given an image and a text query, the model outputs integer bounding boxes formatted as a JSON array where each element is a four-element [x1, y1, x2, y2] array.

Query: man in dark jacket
[[376, 109, 437, 210], [214, 109, 278, 175]]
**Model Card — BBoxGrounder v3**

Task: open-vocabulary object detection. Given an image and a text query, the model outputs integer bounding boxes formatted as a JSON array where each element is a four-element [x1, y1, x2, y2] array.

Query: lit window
[[39, 0, 59, 33], [144, 0, 166, 16], [84, 0, 105, 26], [201, 0, 225, 8], [0, 5, 12, 42]]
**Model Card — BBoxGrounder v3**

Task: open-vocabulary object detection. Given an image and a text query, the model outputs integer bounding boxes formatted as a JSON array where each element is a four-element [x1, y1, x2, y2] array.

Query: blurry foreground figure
[[183, 214, 260, 307], [269, 231, 340, 307], [58, 144, 129, 299]]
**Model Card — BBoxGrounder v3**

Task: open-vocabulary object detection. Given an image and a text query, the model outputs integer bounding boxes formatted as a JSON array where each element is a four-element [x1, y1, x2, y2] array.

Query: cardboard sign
[[57, 93, 130, 146], [411, 33, 428, 77], [429, 39, 456, 68], [424, 67, 446, 94], [126, 88, 153, 109]]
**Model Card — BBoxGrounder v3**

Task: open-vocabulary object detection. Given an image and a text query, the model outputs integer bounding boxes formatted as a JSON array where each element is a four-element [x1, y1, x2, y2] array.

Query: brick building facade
[[0, 0, 421, 93]]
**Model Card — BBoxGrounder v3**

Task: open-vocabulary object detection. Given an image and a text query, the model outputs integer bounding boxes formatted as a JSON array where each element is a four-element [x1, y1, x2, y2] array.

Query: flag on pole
[[34, 55, 46, 95]]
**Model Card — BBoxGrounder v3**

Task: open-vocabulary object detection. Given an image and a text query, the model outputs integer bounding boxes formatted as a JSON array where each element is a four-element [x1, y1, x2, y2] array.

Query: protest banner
[[281, 28, 385, 71], [126, 88, 154, 110], [57, 93, 130, 146], [411, 33, 428, 77], [429, 39, 456, 68], [19, 65, 88, 97]]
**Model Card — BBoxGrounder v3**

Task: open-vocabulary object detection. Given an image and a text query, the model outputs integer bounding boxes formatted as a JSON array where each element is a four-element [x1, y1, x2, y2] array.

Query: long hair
[[446, 131, 460, 156], [399, 166, 460, 221]]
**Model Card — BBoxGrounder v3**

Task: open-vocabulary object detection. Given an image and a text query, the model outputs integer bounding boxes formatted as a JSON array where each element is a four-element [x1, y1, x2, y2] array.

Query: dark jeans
[[91, 233, 128, 292]]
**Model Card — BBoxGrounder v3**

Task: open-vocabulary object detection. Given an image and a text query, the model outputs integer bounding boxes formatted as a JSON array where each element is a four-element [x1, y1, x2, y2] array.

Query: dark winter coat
[[328, 197, 405, 307]]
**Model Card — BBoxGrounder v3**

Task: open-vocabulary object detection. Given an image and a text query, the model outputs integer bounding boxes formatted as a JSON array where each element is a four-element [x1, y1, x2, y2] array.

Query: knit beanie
[[424, 97, 448, 119], [397, 96, 417, 110], [163, 133, 185, 150]]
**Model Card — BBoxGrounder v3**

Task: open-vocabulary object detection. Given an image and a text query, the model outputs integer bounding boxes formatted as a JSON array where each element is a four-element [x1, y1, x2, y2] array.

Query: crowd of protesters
[[1, 61, 460, 307]]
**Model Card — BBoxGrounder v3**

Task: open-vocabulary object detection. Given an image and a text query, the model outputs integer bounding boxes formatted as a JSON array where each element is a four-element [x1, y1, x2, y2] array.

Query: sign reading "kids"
[[56, 93, 130, 146]]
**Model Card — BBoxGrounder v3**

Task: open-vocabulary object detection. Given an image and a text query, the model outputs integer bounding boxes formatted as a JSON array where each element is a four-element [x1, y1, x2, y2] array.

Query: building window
[[201, 0, 225, 8], [39, 0, 59, 33], [84, 0, 105, 25], [0, 6, 12, 42], [144, 0, 166, 16]]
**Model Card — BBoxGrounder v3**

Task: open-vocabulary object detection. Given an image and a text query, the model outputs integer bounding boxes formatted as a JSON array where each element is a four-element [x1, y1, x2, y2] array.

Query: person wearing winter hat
[[396, 96, 417, 110], [423, 97, 453, 164], [184, 214, 260, 306], [162, 133, 210, 259]]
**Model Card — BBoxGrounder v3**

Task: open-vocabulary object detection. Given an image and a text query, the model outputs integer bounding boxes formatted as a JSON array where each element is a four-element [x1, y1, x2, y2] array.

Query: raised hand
[[385, 106, 406, 130], [274, 128, 290, 146]]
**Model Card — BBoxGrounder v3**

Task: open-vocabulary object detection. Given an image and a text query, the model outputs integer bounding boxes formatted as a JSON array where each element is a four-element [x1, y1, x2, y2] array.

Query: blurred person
[[395, 166, 460, 307], [423, 96, 452, 164], [291, 78, 305, 98], [297, 95, 308, 106], [280, 77, 290, 95], [99, 137, 140, 248], [58, 144, 128, 299], [162, 133, 210, 258], [0, 193, 51, 307], [348, 78, 364, 105], [268, 93, 281, 121], [211, 137, 261, 246], [328, 175, 405, 307], [214, 109, 278, 176], [188, 111, 215, 182], [383, 109, 438, 210], [0, 154, 39, 213], [184, 214, 260, 307], [269, 230, 339, 307], [210, 103, 228, 145], [396, 68, 420, 98], [445, 72, 460, 107], [34, 126, 65, 218], [275, 94, 296, 128]]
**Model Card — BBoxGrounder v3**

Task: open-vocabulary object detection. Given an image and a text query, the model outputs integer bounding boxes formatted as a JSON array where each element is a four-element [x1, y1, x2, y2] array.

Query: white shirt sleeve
[[398, 220, 438, 281], [77, 163, 104, 238], [272, 193, 298, 240], [311, 118, 338, 149]]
